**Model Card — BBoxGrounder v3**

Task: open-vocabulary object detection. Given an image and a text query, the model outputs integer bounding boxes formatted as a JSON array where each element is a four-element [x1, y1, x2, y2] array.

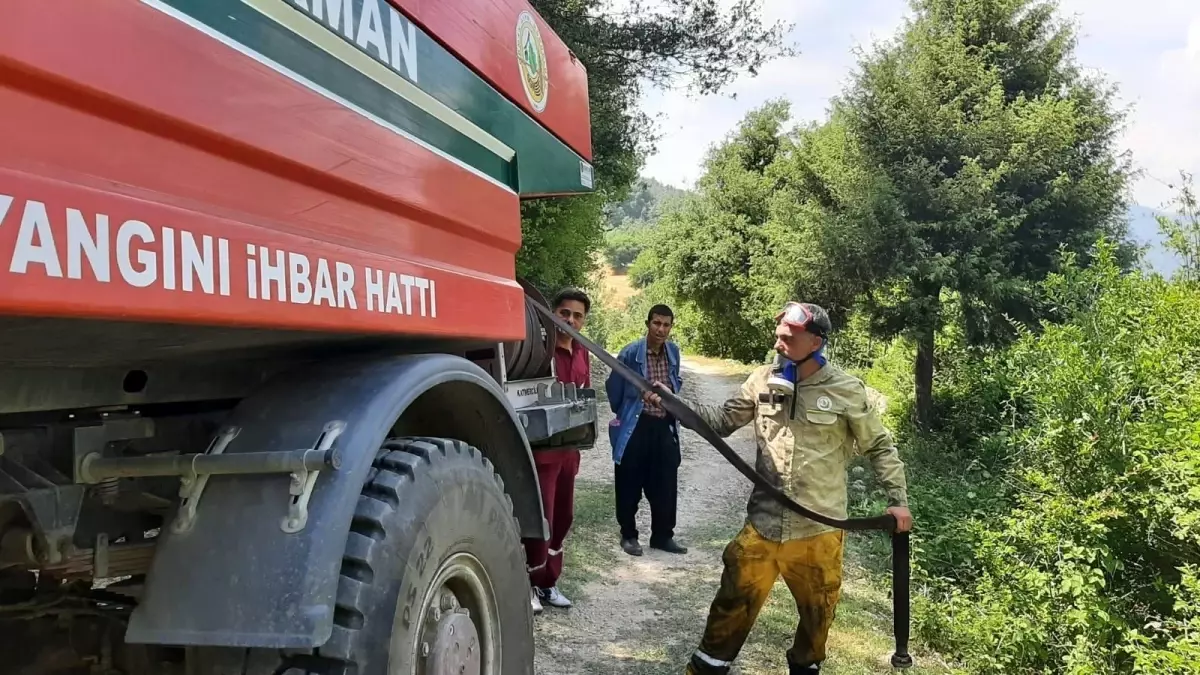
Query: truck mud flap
[[124, 353, 542, 649]]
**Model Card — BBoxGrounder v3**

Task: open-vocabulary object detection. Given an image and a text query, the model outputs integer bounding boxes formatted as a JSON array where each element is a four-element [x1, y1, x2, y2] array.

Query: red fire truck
[[0, 1, 597, 672]]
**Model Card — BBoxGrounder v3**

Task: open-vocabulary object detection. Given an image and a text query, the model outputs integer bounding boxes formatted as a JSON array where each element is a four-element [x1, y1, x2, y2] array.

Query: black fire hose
[[529, 299, 913, 668]]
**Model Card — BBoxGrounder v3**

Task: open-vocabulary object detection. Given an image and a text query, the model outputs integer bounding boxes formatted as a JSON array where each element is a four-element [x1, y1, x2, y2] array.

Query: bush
[[897, 243, 1200, 673], [603, 228, 648, 272]]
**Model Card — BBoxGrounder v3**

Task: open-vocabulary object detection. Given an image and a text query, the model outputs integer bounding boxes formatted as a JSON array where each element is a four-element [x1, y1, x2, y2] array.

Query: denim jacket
[[604, 338, 684, 463]]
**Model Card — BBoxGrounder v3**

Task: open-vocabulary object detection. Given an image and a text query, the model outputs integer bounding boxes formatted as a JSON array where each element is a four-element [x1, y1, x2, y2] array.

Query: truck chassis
[[1, 327, 596, 674]]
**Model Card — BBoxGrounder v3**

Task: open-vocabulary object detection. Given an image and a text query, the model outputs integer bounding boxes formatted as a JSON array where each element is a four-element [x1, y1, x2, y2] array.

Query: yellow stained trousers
[[686, 524, 844, 674]]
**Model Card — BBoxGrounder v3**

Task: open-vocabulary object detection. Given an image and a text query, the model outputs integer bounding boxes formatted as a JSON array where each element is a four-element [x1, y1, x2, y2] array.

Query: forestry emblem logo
[[516, 11, 548, 113]]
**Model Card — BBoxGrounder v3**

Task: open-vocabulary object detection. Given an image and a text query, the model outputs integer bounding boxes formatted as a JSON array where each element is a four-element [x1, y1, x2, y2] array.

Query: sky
[[637, 0, 1200, 210]]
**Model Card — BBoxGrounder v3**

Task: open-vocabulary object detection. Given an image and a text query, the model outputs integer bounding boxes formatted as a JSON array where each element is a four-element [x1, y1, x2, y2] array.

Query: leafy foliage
[[517, 0, 791, 290], [603, 229, 646, 272], [1156, 171, 1200, 283], [587, 3, 1197, 672], [885, 244, 1200, 673], [634, 0, 1133, 429], [639, 100, 793, 361], [606, 177, 689, 231], [517, 193, 609, 291], [578, 4, 1200, 671], [842, 0, 1133, 425], [601, 177, 690, 271], [586, 280, 703, 354]]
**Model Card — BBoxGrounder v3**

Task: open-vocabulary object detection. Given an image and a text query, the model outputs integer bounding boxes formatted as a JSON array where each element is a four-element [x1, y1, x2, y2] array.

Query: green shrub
[[889, 243, 1200, 674], [603, 228, 648, 272]]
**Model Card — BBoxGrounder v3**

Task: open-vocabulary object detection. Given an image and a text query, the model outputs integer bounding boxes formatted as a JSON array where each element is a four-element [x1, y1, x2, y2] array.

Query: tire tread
[[316, 437, 518, 673]]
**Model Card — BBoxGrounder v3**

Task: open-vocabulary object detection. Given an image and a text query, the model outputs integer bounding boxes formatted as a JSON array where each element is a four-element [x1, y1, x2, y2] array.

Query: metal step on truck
[[0, 1, 598, 673]]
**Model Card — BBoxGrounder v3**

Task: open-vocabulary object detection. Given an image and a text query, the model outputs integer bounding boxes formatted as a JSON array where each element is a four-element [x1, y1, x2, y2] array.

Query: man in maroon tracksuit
[[525, 288, 591, 614]]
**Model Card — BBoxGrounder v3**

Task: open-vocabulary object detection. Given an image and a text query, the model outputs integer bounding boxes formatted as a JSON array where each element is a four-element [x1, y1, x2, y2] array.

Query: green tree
[[635, 1, 1133, 417], [908, 243, 1200, 673], [639, 96, 915, 362], [646, 100, 793, 361], [604, 229, 646, 271], [517, 0, 792, 290], [752, 109, 908, 327], [1156, 170, 1200, 282], [605, 177, 688, 230], [838, 0, 1133, 426], [600, 177, 690, 271]]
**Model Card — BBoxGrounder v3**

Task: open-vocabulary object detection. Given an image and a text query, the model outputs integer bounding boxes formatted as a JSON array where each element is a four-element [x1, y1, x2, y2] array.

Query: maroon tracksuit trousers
[[522, 448, 580, 589]]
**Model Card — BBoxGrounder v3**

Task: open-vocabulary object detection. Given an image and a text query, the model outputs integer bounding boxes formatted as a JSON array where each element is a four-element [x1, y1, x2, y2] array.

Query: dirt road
[[532, 356, 951, 675]]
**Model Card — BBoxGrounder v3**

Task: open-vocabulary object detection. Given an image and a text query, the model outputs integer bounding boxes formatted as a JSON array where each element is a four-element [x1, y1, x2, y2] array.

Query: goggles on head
[[774, 302, 819, 334], [775, 302, 829, 339], [774, 302, 810, 326]]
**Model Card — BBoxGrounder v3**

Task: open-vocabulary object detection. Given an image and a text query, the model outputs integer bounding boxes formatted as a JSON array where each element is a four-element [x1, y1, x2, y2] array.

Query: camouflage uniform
[[684, 363, 908, 674]]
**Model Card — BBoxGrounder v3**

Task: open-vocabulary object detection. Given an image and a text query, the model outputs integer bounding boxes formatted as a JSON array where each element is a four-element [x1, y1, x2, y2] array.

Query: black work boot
[[620, 538, 643, 556], [650, 537, 688, 554]]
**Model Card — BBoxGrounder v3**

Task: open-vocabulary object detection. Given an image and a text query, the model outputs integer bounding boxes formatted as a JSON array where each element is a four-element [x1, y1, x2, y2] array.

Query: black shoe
[[650, 537, 688, 554], [620, 538, 643, 556]]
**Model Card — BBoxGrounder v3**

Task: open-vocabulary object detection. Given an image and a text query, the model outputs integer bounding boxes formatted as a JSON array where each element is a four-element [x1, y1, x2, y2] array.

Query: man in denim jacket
[[605, 304, 687, 556]]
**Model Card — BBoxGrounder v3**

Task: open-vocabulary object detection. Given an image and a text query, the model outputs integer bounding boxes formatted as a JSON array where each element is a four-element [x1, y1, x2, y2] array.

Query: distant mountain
[[605, 177, 689, 230], [1125, 205, 1184, 276]]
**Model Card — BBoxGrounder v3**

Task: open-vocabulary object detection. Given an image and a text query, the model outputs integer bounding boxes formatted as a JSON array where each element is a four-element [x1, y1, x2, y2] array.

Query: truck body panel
[[0, 0, 519, 342], [0, 0, 592, 343], [394, 0, 595, 163]]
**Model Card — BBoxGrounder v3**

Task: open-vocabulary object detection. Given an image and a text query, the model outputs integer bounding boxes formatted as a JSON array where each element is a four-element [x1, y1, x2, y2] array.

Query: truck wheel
[[188, 437, 534, 675], [322, 436, 533, 674]]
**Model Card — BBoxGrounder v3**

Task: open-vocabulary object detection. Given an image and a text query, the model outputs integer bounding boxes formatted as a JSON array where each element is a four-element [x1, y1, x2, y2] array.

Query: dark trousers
[[615, 414, 680, 544], [522, 449, 580, 589]]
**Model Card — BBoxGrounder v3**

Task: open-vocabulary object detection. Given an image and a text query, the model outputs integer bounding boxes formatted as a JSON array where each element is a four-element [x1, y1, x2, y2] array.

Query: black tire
[[187, 437, 533, 675]]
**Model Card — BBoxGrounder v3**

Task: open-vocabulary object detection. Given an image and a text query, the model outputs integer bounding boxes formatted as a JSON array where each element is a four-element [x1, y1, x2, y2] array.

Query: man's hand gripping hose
[[530, 300, 913, 669]]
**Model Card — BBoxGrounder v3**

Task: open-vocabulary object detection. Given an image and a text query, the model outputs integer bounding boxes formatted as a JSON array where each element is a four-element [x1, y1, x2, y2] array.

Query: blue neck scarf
[[811, 343, 828, 368]]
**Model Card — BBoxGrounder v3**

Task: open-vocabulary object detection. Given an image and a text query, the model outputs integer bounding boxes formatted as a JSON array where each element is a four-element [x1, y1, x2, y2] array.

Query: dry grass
[[599, 265, 638, 308], [681, 354, 761, 378]]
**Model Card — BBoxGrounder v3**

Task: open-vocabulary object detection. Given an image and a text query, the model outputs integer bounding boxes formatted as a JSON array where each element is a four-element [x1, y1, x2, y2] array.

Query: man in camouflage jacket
[[646, 302, 912, 675]]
